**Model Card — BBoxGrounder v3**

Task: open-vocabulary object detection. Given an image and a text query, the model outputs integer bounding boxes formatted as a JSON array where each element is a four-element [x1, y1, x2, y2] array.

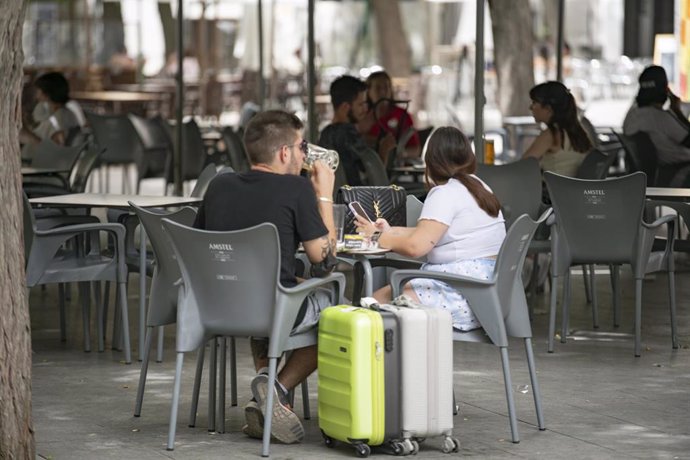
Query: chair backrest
[[127, 114, 171, 180], [129, 203, 197, 327], [69, 144, 104, 193], [85, 112, 142, 165], [357, 147, 389, 186], [161, 220, 282, 352], [576, 148, 617, 180], [493, 210, 551, 338], [221, 127, 251, 172], [476, 158, 542, 227], [190, 163, 218, 198], [179, 118, 208, 182], [30, 139, 84, 170], [406, 194, 423, 226], [616, 131, 657, 186], [544, 172, 646, 270]]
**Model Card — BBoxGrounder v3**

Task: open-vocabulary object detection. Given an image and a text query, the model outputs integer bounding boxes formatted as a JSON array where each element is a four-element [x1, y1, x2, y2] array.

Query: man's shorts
[[290, 287, 334, 335]]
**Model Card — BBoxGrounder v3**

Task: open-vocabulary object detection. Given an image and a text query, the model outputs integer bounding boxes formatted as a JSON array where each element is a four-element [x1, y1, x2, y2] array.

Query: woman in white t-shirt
[[355, 127, 506, 331]]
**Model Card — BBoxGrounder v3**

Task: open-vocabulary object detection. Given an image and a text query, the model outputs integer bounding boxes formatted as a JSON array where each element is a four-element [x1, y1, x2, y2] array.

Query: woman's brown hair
[[424, 127, 501, 217]]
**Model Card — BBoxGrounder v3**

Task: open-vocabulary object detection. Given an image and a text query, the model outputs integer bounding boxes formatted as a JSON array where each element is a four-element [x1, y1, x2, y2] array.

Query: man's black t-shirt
[[318, 123, 367, 186], [194, 171, 328, 287]]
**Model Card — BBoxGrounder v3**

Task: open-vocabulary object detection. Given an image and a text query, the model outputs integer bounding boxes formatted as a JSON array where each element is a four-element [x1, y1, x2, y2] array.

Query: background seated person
[[521, 81, 592, 177], [194, 110, 337, 444], [355, 127, 505, 331], [20, 72, 80, 147], [318, 75, 394, 185], [623, 65, 690, 185], [358, 70, 421, 163]]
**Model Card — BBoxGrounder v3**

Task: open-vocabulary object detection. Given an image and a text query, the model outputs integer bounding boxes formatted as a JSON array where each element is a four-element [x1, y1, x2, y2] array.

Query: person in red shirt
[[358, 70, 421, 163]]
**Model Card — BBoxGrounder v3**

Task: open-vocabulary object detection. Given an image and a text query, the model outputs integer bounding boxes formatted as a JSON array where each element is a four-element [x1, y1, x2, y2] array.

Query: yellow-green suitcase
[[318, 305, 403, 457]]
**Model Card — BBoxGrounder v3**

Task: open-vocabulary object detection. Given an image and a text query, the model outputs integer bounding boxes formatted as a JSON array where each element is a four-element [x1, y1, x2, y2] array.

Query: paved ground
[[30, 258, 690, 459]]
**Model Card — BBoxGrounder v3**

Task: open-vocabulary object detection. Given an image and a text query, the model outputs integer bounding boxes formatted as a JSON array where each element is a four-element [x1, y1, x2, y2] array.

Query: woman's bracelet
[[318, 196, 333, 203]]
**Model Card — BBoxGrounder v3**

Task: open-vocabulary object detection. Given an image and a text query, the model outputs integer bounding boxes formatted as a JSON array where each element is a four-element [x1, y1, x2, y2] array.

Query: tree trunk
[[0, 0, 34, 458], [371, 0, 412, 78], [488, 0, 535, 116]]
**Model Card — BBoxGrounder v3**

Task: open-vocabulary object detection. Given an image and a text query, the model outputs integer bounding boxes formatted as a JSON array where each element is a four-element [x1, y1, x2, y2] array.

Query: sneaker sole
[[243, 404, 264, 439], [251, 375, 304, 444]]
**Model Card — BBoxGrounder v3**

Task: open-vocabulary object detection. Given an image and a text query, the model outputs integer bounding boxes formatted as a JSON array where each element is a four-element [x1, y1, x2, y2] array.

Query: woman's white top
[[419, 176, 506, 264]]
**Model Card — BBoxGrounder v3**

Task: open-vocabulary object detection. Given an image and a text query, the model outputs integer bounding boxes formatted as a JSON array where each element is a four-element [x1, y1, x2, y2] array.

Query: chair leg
[[118, 281, 132, 364], [499, 347, 519, 443], [103, 281, 111, 339], [582, 264, 592, 304], [134, 326, 155, 416], [548, 275, 559, 353], [208, 338, 217, 432], [230, 338, 238, 407], [95, 282, 105, 352], [452, 390, 459, 416], [156, 326, 165, 363], [58, 283, 67, 342], [217, 338, 227, 434], [590, 265, 599, 329], [188, 346, 206, 427], [633, 278, 644, 357], [612, 265, 621, 328], [166, 352, 185, 451], [668, 268, 678, 349], [560, 272, 571, 344], [301, 379, 311, 420], [261, 358, 279, 457], [524, 338, 545, 430], [79, 282, 91, 353]]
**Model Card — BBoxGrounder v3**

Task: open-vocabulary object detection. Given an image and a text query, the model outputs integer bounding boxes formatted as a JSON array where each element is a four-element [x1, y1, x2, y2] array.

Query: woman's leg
[[372, 283, 420, 304]]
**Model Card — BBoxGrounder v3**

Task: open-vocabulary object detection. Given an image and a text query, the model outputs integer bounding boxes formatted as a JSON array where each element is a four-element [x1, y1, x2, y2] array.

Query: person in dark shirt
[[195, 110, 337, 444], [318, 75, 395, 185]]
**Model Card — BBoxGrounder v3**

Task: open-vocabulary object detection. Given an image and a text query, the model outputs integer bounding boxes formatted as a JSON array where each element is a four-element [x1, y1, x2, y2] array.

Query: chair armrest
[[35, 222, 125, 239], [390, 269, 493, 298], [280, 272, 346, 305], [34, 215, 100, 231], [637, 214, 676, 275]]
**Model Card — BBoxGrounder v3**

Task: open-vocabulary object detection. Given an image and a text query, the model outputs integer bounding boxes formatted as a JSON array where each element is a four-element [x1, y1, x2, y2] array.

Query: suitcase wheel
[[354, 443, 371, 458], [390, 440, 406, 456], [321, 430, 336, 449], [409, 439, 419, 455], [441, 436, 460, 454]]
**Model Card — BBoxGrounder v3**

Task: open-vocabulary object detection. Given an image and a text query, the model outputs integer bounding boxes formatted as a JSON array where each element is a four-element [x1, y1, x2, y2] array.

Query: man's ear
[[277, 145, 290, 164]]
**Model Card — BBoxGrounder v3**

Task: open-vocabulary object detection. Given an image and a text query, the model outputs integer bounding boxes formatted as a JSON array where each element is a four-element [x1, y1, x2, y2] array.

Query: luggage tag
[[391, 294, 423, 309]]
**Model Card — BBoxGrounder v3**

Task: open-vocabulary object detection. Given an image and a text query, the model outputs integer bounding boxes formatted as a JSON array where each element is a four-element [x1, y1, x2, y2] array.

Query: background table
[[646, 187, 690, 201]]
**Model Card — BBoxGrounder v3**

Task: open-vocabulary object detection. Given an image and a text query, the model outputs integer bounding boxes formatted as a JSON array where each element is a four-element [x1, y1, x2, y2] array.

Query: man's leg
[[276, 345, 317, 391], [372, 282, 419, 304]]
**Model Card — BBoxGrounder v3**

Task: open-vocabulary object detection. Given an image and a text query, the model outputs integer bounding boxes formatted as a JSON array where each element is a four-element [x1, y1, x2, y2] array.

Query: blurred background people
[[358, 70, 420, 162], [20, 72, 80, 147], [521, 81, 593, 177]]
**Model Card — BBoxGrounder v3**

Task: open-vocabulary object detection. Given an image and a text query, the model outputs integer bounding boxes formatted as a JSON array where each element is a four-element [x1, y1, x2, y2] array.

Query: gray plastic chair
[[130, 204, 199, 418], [24, 144, 103, 197], [23, 193, 131, 363], [576, 148, 618, 180], [161, 220, 345, 456], [357, 147, 390, 186], [23, 140, 87, 190], [544, 172, 678, 357], [406, 194, 423, 227], [85, 112, 142, 193], [390, 210, 552, 444], [476, 158, 551, 302], [221, 127, 251, 172], [190, 163, 218, 198], [128, 114, 171, 193]]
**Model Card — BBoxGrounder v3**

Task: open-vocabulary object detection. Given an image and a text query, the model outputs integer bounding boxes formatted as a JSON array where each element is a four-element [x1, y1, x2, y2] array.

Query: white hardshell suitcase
[[378, 301, 459, 454]]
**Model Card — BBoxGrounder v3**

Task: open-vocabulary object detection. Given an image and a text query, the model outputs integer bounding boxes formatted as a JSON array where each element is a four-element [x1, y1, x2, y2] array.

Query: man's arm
[[303, 161, 337, 276]]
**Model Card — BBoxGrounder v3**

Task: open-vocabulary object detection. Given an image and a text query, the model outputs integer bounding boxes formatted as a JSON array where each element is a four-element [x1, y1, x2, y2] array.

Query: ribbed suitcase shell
[[383, 305, 454, 440], [318, 305, 401, 450]]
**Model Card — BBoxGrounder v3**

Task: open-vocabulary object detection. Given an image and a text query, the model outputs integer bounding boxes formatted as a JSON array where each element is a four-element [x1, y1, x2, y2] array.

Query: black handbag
[[336, 185, 407, 234]]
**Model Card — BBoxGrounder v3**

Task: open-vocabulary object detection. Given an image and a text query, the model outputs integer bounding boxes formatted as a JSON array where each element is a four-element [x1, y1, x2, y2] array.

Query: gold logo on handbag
[[373, 200, 382, 218]]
